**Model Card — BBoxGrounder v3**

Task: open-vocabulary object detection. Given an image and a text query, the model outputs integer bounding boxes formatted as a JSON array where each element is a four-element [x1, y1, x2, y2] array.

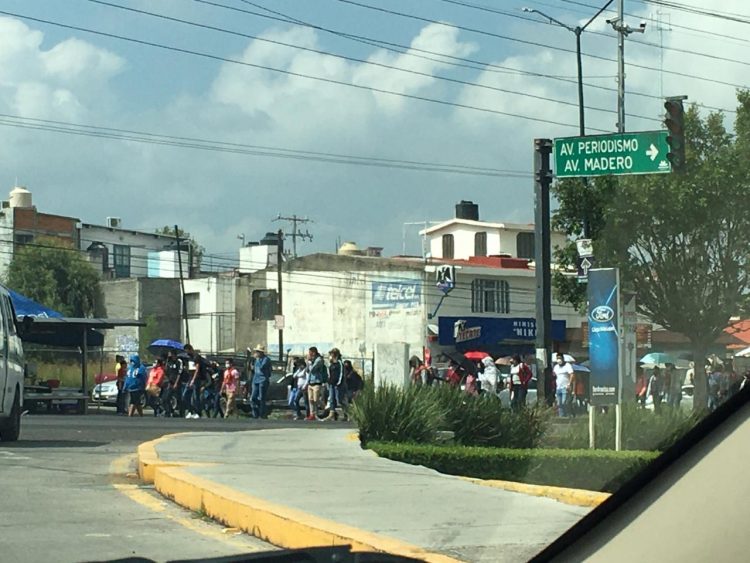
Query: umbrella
[[640, 352, 676, 366], [735, 346, 750, 358], [463, 351, 490, 361], [495, 356, 513, 366], [552, 353, 576, 363], [572, 364, 590, 373], [148, 338, 184, 356]]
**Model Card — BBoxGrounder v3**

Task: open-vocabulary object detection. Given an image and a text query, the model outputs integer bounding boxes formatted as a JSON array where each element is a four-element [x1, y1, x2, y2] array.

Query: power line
[[0, 8, 600, 133], [86, 0, 659, 124], [333, 0, 750, 90], [637, 0, 750, 25], [440, 0, 750, 68], [217, 0, 735, 114], [0, 113, 531, 178]]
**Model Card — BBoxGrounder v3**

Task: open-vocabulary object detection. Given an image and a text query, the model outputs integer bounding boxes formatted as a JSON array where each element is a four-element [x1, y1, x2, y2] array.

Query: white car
[[645, 384, 694, 411], [498, 379, 538, 408], [91, 380, 119, 405], [0, 284, 25, 442]]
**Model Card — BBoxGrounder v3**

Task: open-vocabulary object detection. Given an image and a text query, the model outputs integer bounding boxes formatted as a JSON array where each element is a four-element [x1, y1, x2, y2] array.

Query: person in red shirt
[[220, 358, 240, 419], [444, 360, 462, 387], [146, 358, 166, 416]]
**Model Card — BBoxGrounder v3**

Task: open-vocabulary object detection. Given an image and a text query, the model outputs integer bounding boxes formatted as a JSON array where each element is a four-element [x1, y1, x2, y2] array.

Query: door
[[0, 293, 8, 413]]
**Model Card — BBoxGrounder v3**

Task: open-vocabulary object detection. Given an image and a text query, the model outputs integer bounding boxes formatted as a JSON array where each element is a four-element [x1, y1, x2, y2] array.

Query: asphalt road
[[0, 412, 352, 563]]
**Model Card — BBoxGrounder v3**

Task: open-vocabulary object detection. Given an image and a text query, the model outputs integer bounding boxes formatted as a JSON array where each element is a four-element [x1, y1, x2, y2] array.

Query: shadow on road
[[2, 440, 108, 449]]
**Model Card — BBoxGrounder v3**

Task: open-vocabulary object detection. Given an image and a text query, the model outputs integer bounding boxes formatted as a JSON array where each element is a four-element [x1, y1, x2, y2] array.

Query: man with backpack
[[509, 354, 533, 411]]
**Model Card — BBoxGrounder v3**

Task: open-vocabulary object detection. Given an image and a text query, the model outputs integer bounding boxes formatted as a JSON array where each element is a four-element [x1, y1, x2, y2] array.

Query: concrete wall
[[428, 224, 568, 261], [100, 278, 180, 354], [0, 203, 14, 281], [183, 276, 236, 355]]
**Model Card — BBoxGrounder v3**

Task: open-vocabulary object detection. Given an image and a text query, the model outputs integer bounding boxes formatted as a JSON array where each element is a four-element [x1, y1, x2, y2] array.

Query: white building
[[420, 200, 567, 261], [182, 274, 237, 354]]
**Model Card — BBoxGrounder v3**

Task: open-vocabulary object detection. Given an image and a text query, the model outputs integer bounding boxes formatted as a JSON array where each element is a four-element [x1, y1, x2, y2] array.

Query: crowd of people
[[112, 344, 364, 421]]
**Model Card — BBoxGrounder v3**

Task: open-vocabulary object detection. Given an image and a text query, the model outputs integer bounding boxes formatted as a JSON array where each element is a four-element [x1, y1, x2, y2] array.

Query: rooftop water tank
[[455, 200, 478, 221], [9, 186, 32, 208]]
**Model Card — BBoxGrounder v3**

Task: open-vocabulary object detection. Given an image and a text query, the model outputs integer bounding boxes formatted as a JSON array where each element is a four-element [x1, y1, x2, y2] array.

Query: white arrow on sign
[[580, 257, 592, 276], [646, 143, 659, 161]]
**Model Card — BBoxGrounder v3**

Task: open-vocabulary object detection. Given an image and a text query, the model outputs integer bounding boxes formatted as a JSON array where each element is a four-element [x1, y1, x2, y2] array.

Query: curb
[[138, 434, 462, 563], [460, 477, 611, 508]]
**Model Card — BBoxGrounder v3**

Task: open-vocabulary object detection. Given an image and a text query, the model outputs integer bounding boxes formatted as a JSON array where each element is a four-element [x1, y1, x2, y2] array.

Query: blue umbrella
[[148, 339, 184, 356], [572, 364, 590, 373], [640, 352, 676, 366]]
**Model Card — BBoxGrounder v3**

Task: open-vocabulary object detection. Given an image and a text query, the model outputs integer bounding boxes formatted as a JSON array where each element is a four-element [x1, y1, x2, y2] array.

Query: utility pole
[[174, 225, 190, 345], [534, 139, 553, 405], [276, 229, 284, 363], [608, 1, 646, 133], [274, 214, 313, 258]]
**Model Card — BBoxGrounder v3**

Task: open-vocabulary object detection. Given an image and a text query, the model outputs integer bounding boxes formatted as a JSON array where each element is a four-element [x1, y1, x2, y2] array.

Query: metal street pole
[[534, 139, 553, 405], [617, 0, 625, 133], [276, 230, 284, 362]]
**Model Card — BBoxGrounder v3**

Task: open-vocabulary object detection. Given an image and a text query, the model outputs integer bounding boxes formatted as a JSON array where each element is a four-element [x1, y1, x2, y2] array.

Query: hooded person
[[123, 354, 147, 417], [478, 356, 498, 395]]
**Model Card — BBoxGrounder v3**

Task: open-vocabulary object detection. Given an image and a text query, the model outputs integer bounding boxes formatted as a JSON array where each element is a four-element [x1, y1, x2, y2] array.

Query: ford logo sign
[[591, 305, 615, 323]]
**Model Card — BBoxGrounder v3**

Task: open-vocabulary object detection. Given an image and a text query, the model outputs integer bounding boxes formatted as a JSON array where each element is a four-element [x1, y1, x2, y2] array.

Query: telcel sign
[[554, 130, 672, 178]]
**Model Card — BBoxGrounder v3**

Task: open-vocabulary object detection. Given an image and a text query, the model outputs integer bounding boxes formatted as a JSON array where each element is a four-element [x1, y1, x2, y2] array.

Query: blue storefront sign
[[371, 281, 421, 309], [587, 268, 621, 406], [438, 317, 566, 347]]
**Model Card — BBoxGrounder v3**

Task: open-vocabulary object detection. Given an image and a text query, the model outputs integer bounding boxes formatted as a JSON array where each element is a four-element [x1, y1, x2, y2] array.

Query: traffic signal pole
[[534, 139, 554, 404]]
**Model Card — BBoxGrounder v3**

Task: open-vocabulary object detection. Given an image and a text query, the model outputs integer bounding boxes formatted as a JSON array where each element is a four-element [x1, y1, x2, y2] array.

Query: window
[[14, 234, 33, 245], [442, 234, 454, 259], [474, 232, 487, 257], [516, 232, 535, 259], [252, 289, 278, 321], [113, 244, 131, 278], [3, 296, 17, 335], [185, 293, 200, 318], [471, 279, 510, 313]]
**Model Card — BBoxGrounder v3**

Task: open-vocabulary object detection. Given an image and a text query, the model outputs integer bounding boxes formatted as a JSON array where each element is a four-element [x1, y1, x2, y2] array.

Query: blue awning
[[9, 290, 63, 319]]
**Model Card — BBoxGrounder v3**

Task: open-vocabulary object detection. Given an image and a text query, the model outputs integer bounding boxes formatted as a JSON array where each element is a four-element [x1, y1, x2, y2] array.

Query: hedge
[[369, 441, 660, 493]]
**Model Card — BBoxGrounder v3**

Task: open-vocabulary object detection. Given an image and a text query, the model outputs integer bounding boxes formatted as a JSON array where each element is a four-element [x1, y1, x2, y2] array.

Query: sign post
[[554, 131, 672, 178], [587, 268, 623, 450]]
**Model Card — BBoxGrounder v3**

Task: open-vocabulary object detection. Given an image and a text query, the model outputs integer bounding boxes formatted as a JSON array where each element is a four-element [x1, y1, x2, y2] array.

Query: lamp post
[[522, 1, 614, 137]]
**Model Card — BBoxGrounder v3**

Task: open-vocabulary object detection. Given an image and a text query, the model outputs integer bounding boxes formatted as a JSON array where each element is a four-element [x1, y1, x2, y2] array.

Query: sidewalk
[[138, 428, 590, 563]]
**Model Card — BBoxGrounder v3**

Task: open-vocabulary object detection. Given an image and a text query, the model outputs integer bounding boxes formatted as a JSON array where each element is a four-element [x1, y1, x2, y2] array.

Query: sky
[[0, 0, 746, 260]]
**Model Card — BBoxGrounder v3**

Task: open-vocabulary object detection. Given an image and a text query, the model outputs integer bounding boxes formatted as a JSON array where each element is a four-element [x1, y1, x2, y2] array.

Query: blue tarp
[[9, 289, 63, 319]]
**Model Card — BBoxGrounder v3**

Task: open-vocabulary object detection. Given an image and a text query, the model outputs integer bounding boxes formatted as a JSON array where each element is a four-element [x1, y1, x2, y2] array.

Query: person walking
[[290, 357, 309, 420], [665, 363, 682, 408], [250, 344, 272, 419], [221, 358, 240, 419], [123, 354, 147, 417], [478, 356, 498, 396], [648, 367, 664, 413], [114, 354, 128, 415], [183, 344, 209, 419], [343, 360, 364, 402], [553, 354, 574, 417], [323, 348, 347, 421], [509, 355, 532, 410], [145, 358, 167, 416], [163, 350, 183, 418], [306, 347, 326, 420], [635, 367, 648, 407]]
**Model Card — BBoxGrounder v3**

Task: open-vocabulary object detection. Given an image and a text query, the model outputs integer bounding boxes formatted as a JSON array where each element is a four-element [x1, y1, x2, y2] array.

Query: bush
[[370, 441, 659, 492], [349, 384, 443, 444], [351, 384, 549, 448], [548, 403, 702, 451], [431, 385, 549, 448]]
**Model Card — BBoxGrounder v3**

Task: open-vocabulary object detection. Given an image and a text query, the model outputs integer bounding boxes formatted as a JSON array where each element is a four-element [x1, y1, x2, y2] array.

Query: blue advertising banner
[[587, 268, 621, 405], [371, 281, 421, 309], [438, 317, 566, 346]]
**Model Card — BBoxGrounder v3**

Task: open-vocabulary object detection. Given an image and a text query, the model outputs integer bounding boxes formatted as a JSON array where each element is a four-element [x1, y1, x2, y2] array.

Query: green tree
[[552, 91, 750, 410], [7, 237, 103, 317]]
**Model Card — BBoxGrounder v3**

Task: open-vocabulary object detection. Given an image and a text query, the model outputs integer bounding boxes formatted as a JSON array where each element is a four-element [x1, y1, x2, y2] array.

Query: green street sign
[[554, 130, 672, 178]]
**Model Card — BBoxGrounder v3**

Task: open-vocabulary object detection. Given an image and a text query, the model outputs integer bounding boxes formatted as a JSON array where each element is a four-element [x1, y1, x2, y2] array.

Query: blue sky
[[0, 0, 746, 259]]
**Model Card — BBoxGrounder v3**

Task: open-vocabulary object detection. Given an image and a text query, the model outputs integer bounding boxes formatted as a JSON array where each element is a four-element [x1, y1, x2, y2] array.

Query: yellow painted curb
[[460, 477, 610, 508], [345, 431, 360, 442], [138, 435, 463, 563]]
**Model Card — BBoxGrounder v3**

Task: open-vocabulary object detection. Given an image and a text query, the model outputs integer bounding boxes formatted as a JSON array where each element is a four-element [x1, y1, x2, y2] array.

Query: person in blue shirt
[[123, 354, 147, 417], [250, 344, 272, 419]]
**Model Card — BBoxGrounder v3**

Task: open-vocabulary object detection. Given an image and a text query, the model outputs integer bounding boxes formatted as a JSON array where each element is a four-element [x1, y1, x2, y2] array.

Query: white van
[[0, 285, 24, 441]]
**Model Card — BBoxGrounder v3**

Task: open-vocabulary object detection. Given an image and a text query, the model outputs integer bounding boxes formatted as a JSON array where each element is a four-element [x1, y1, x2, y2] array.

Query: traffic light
[[664, 98, 686, 173]]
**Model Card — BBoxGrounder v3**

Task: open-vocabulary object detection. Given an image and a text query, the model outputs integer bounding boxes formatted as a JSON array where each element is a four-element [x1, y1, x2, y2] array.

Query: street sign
[[554, 130, 672, 178], [576, 256, 595, 283], [436, 265, 455, 294]]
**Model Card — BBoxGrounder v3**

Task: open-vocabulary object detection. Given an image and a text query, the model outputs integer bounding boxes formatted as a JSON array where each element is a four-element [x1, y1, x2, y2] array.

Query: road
[[0, 413, 352, 563]]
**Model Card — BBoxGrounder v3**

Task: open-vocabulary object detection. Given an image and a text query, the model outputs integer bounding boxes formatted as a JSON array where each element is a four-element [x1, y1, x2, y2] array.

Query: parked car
[[645, 384, 694, 411], [91, 380, 119, 405]]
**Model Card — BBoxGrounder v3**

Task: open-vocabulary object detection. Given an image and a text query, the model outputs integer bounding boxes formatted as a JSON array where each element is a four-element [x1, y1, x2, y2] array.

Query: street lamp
[[522, 2, 613, 137]]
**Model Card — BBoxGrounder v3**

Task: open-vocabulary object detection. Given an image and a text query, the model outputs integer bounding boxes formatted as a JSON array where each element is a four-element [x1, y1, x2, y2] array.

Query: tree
[[7, 237, 104, 317], [552, 91, 750, 410], [156, 226, 204, 270]]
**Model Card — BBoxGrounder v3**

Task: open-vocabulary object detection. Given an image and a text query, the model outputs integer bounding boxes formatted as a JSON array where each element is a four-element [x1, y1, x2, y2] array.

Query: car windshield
[[0, 1, 748, 562]]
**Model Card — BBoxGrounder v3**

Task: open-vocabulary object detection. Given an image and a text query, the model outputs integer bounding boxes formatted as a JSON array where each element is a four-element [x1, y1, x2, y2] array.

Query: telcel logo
[[591, 305, 615, 323]]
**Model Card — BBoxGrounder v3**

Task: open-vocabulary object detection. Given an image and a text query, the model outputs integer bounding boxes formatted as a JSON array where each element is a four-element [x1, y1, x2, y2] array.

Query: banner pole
[[589, 404, 596, 449]]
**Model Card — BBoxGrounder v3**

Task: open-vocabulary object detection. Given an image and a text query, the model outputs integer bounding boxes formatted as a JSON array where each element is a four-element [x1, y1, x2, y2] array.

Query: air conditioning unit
[[107, 217, 122, 228]]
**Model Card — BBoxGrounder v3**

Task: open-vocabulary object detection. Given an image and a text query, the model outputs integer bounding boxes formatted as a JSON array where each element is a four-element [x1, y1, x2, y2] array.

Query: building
[[0, 186, 79, 279], [420, 200, 567, 261], [182, 273, 238, 354]]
